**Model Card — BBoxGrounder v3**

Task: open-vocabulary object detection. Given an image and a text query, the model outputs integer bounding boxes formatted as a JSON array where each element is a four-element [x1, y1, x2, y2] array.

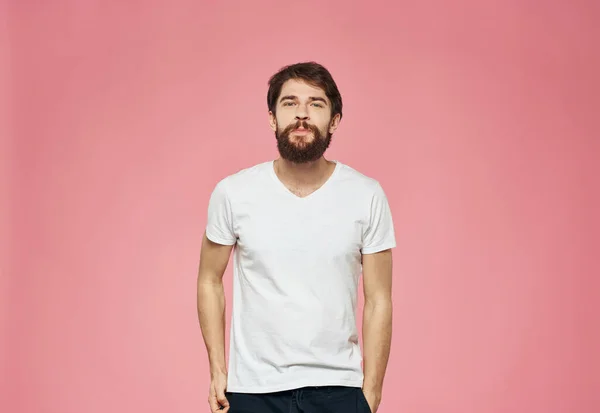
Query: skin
[[197, 235, 233, 413], [197, 79, 393, 413], [361, 249, 394, 413]]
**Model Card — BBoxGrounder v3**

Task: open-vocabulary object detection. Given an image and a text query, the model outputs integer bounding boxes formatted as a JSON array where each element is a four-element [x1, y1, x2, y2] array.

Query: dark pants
[[224, 385, 372, 413]]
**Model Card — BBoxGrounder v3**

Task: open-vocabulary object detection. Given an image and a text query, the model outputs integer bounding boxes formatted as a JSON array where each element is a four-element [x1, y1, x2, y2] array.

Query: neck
[[274, 156, 335, 186]]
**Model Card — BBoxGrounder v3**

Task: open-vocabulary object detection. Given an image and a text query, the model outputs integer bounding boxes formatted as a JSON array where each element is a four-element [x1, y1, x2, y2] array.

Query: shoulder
[[336, 161, 387, 196], [211, 160, 272, 195]]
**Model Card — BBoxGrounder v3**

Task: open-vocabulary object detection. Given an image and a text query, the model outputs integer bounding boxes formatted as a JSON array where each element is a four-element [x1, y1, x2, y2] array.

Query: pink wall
[[5, 1, 599, 412], [2, 0, 13, 407]]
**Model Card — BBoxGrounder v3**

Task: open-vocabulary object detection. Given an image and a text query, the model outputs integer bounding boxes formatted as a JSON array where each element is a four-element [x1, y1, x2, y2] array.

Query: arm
[[361, 248, 394, 413], [197, 232, 234, 413]]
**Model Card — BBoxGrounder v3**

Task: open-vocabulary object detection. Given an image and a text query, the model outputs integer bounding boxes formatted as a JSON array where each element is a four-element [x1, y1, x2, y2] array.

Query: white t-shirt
[[205, 160, 396, 394]]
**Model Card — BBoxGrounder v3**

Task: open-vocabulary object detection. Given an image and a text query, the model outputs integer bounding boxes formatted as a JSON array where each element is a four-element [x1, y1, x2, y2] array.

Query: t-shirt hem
[[226, 377, 364, 394], [361, 240, 396, 254], [205, 229, 237, 246]]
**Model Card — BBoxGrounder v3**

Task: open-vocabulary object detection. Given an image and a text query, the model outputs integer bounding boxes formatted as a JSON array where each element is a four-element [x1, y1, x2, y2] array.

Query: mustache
[[283, 120, 319, 134]]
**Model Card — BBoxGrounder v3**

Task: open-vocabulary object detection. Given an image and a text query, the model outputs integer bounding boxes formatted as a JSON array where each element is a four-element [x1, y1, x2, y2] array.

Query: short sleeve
[[205, 180, 237, 245], [361, 182, 396, 254]]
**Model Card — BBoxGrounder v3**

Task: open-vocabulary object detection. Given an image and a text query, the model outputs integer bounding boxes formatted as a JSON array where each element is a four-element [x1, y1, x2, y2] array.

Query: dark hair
[[267, 61, 343, 120]]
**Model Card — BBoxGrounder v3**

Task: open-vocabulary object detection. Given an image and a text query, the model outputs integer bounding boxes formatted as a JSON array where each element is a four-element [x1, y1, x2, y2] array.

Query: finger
[[208, 394, 220, 413], [216, 389, 230, 410]]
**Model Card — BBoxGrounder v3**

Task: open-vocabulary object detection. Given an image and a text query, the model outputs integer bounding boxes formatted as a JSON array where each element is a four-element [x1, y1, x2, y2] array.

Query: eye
[[282, 101, 295, 106], [311, 103, 324, 108]]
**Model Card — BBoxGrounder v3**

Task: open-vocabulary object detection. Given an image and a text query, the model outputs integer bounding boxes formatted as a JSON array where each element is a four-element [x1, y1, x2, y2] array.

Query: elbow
[[364, 294, 393, 309]]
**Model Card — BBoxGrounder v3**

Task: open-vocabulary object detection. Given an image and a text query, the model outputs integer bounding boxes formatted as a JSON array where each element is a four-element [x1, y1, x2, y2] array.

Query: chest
[[233, 198, 366, 258], [284, 183, 324, 198]]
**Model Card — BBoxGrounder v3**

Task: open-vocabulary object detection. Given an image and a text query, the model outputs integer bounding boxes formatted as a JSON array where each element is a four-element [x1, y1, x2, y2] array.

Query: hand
[[362, 388, 381, 413], [208, 371, 229, 412]]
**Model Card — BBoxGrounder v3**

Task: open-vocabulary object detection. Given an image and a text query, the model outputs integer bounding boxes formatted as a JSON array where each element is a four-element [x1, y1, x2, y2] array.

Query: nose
[[295, 104, 309, 121]]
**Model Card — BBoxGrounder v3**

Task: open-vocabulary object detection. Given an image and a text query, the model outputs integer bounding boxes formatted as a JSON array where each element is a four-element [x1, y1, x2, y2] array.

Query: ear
[[268, 111, 277, 132], [328, 113, 341, 134]]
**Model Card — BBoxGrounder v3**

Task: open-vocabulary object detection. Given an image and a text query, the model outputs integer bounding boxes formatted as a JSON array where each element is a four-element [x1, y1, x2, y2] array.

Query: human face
[[269, 79, 340, 163]]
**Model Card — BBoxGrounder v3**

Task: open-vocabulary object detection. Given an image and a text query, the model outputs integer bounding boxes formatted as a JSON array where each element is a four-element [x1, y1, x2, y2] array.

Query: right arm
[[197, 232, 234, 412]]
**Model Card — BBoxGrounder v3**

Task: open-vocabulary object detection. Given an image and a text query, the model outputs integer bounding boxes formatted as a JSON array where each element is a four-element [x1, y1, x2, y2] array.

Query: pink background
[[3, 1, 599, 412]]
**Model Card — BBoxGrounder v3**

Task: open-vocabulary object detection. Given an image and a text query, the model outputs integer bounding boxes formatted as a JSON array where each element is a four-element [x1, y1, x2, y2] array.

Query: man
[[197, 62, 396, 413]]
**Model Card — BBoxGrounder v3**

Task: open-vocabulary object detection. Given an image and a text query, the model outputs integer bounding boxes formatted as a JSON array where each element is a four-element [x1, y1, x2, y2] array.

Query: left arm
[[361, 248, 393, 413]]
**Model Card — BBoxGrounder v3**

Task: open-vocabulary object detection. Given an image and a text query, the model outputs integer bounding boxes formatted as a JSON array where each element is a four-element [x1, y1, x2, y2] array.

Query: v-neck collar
[[269, 159, 341, 201]]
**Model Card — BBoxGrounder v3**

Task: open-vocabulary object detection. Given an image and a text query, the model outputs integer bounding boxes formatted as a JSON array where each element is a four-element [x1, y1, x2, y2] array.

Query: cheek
[[315, 116, 332, 131], [275, 113, 294, 127], [311, 109, 329, 123]]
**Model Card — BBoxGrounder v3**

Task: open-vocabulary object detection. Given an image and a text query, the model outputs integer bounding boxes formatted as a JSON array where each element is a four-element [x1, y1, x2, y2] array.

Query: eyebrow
[[279, 95, 329, 105]]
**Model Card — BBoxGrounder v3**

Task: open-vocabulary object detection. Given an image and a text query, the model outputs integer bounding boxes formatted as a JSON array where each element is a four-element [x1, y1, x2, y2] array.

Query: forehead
[[278, 79, 328, 100]]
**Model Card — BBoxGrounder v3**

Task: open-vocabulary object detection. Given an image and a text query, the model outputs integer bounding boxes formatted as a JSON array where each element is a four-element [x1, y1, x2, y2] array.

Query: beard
[[275, 119, 332, 164]]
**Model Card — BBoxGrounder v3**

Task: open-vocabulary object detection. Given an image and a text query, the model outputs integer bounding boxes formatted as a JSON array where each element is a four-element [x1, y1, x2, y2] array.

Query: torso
[[205, 160, 396, 394]]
